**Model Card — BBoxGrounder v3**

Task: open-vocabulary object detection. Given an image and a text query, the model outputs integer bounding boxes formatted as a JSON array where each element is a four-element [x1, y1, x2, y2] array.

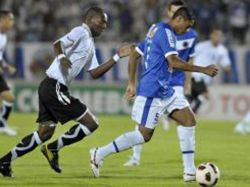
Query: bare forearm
[[184, 59, 193, 94], [90, 58, 116, 79], [168, 55, 204, 73], [53, 40, 64, 55], [128, 50, 141, 84]]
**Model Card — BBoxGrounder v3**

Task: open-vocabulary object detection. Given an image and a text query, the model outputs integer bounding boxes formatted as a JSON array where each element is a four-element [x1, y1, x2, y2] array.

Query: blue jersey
[[136, 28, 198, 87], [136, 22, 177, 98]]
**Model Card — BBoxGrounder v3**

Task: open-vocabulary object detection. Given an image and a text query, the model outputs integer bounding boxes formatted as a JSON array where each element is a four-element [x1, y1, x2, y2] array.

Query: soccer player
[[123, 1, 198, 177], [0, 7, 131, 177], [234, 111, 250, 135], [191, 28, 231, 113], [90, 7, 218, 181], [0, 10, 17, 136]]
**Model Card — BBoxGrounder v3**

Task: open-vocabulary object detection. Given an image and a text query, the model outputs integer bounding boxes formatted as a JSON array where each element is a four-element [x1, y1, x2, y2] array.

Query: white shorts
[[131, 91, 189, 129]]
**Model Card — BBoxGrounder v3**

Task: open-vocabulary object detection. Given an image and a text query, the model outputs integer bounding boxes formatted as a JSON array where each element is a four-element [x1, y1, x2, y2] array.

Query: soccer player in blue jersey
[[90, 7, 218, 181], [123, 2, 198, 181]]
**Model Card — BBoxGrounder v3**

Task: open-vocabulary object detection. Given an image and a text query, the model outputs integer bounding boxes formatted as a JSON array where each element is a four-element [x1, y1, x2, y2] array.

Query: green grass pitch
[[0, 113, 250, 187]]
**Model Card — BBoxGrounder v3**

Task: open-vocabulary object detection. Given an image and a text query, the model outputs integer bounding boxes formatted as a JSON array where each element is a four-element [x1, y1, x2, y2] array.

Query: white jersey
[[0, 32, 7, 61], [46, 24, 99, 86], [192, 40, 230, 84]]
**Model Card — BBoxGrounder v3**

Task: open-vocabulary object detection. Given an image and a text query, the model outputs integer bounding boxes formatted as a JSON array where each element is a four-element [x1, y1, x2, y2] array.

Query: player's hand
[[124, 83, 136, 100], [60, 57, 72, 74], [117, 43, 133, 58], [203, 64, 218, 77], [7, 65, 16, 75]]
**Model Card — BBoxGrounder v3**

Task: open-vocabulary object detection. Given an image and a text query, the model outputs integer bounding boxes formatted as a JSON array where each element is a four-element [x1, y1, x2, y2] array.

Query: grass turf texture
[[0, 113, 250, 187]]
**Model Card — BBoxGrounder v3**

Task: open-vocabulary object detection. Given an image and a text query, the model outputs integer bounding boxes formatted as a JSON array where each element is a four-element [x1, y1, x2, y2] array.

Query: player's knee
[[139, 130, 153, 142], [8, 94, 15, 102], [2, 92, 15, 103], [186, 116, 196, 126], [143, 135, 152, 142], [38, 125, 55, 142]]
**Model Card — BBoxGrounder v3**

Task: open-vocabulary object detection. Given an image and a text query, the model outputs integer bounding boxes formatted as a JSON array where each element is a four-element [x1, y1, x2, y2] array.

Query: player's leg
[[0, 75, 16, 136], [123, 125, 142, 166], [90, 96, 161, 177], [0, 122, 56, 177], [234, 111, 250, 134], [40, 80, 98, 173], [170, 106, 196, 182], [190, 79, 208, 114], [46, 109, 98, 153]]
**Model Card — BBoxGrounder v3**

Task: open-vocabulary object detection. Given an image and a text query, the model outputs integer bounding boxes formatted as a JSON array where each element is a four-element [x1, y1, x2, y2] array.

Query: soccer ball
[[196, 162, 220, 187]]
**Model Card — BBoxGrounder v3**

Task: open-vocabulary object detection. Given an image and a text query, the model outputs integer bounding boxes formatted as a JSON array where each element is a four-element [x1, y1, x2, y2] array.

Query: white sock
[[177, 125, 196, 174], [132, 144, 143, 161], [97, 130, 145, 159]]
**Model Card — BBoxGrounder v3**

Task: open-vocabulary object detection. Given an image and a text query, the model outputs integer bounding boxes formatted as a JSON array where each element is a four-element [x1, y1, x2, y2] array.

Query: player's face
[[2, 13, 14, 31], [174, 17, 192, 34], [89, 13, 107, 37], [210, 30, 223, 46]]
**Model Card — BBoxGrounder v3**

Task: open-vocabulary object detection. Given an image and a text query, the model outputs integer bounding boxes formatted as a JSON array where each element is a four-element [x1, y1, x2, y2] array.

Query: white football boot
[[90, 148, 103, 177], [123, 156, 140, 167]]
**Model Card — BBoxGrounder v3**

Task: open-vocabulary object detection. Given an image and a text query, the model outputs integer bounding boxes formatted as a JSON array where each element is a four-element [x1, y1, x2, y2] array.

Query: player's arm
[[184, 58, 193, 96], [167, 55, 218, 77], [53, 40, 72, 74], [125, 46, 142, 99], [0, 59, 16, 75], [89, 43, 131, 79]]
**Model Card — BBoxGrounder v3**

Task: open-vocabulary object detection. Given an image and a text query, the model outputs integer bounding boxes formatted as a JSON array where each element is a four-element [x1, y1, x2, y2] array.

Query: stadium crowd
[[0, 0, 249, 44]]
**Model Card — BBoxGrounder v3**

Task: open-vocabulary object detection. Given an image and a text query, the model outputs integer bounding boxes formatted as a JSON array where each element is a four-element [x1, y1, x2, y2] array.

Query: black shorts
[[36, 77, 87, 124], [0, 74, 10, 93], [191, 78, 208, 99]]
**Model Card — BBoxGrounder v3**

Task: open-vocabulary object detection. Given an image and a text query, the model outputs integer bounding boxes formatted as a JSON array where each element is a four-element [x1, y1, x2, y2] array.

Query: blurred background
[[0, 0, 250, 120]]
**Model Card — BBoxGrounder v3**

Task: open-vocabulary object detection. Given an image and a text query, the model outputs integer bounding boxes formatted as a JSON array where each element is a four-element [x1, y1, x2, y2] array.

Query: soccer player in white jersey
[[0, 10, 17, 136], [90, 7, 218, 181], [0, 7, 131, 177], [191, 28, 231, 113]]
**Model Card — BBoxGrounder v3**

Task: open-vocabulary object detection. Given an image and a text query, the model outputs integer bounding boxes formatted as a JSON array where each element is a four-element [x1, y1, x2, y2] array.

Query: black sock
[[48, 124, 91, 151], [1, 101, 13, 121], [0, 132, 42, 163], [191, 98, 202, 113]]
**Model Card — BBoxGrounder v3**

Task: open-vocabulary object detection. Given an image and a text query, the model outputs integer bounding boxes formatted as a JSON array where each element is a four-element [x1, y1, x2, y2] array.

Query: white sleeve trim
[[189, 53, 195, 58], [135, 46, 144, 56], [164, 51, 178, 58]]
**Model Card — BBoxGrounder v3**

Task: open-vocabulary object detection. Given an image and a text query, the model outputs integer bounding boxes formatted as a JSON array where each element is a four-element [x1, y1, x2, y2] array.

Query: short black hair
[[169, 0, 186, 7], [83, 7, 104, 22], [172, 6, 194, 21], [0, 10, 12, 19]]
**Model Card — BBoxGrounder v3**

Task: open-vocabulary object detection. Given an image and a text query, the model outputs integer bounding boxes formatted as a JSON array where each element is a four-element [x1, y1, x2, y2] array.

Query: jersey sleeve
[[189, 37, 198, 58], [59, 27, 85, 49], [135, 41, 145, 56], [87, 52, 100, 71], [219, 46, 231, 68], [156, 28, 178, 58]]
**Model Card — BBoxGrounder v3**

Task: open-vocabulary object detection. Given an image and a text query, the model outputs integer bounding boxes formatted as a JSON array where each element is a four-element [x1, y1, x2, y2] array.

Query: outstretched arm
[[167, 54, 218, 77], [89, 44, 131, 79]]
